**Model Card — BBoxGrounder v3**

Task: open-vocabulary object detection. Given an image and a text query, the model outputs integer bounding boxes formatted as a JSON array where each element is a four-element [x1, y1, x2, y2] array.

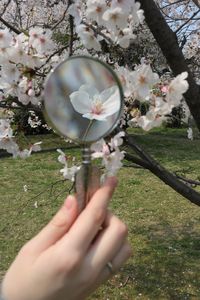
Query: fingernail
[[65, 196, 74, 210]]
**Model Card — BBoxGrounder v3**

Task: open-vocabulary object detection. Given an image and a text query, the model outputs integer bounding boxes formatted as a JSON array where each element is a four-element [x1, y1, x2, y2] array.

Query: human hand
[[1, 177, 132, 300]]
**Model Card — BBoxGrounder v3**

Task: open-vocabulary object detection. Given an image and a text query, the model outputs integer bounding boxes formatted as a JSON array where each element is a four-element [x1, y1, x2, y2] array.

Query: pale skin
[[1, 177, 132, 300]]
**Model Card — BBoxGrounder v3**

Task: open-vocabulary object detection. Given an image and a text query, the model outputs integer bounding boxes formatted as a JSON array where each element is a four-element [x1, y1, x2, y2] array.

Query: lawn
[[1, 128, 200, 299]]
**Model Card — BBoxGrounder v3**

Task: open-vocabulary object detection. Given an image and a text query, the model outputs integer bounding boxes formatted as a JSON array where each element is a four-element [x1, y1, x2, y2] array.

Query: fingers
[[58, 177, 118, 255], [85, 212, 128, 272], [99, 241, 132, 283], [81, 241, 132, 298], [23, 195, 78, 256]]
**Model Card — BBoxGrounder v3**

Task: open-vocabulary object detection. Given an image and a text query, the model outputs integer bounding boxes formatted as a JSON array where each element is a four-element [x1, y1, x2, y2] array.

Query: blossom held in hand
[[57, 149, 80, 182], [70, 84, 120, 121]]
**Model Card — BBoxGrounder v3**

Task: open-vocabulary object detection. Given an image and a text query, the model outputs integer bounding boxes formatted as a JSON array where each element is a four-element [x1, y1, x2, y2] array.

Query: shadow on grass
[[120, 220, 200, 299]]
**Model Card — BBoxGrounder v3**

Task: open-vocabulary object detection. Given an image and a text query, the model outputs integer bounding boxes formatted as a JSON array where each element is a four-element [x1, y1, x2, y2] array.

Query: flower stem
[[82, 120, 93, 141]]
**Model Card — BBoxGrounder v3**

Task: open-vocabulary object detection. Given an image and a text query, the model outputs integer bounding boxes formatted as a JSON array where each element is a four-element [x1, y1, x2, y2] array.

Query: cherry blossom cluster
[[57, 131, 125, 181], [57, 149, 80, 182], [0, 27, 56, 156], [0, 0, 192, 180], [0, 27, 56, 105], [69, 0, 144, 50], [0, 118, 42, 158], [91, 131, 125, 177], [116, 63, 189, 130]]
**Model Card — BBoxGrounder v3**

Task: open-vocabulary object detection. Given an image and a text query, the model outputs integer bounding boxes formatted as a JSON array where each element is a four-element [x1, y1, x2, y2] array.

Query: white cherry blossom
[[187, 127, 193, 140], [117, 28, 136, 48], [86, 0, 107, 25], [60, 165, 79, 182], [30, 141, 42, 153], [102, 7, 129, 32], [109, 131, 125, 150], [116, 66, 132, 97], [1, 63, 21, 84], [111, 0, 135, 12], [166, 72, 189, 106], [57, 149, 67, 164], [91, 139, 110, 159], [68, 1, 83, 25], [130, 1, 145, 26], [57, 149, 80, 182], [137, 111, 164, 131], [0, 119, 13, 138], [90, 132, 125, 177], [0, 28, 12, 48], [103, 148, 125, 176], [130, 64, 159, 100], [29, 27, 55, 54], [0, 47, 10, 64], [76, 24, 102, 51], [70, 84, 120, 121]]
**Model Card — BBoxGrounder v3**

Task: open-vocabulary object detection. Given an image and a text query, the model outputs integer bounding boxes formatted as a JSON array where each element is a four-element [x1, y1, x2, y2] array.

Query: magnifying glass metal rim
[[43, 55, 124, 144]]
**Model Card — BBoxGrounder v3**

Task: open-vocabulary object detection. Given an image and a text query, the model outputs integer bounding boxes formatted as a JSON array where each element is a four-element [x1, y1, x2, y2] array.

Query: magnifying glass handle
[[75, 147, 101, 213], [75, 164, 101, 213]]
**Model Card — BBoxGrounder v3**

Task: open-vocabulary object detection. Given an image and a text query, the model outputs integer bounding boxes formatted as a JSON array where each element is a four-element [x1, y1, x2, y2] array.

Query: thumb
[[27, 195, 78, 256]]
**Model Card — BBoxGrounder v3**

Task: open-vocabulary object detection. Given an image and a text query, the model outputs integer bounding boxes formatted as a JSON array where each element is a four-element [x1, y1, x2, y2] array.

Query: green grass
[[1, 129, 200, 299]]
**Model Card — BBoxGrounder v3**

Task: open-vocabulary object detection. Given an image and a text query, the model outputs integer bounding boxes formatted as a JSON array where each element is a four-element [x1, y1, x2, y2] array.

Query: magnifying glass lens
[[44, 56, 123, 143]]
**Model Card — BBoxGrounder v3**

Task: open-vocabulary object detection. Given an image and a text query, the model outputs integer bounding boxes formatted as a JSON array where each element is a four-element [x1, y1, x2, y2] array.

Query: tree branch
[[175, 173, 200, 186], [0, 16, 21, 34], [192, 0, 200, 8], [52, 4, 70, 30], [0, 0, 11, 17], [175, 9, 200, 34], [125, 135, 200, 206]]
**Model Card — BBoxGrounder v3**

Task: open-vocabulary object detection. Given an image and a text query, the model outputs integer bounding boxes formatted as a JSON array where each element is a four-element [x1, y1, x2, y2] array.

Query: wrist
[[0, 285, 6, 300]]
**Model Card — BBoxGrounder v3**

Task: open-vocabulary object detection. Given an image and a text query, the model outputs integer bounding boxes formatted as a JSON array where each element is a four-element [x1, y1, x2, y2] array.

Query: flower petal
[[99, 86, 118, 103], [70, 91, 92, 114], [102, 88, 120, 116], [82, 113, 107, 121], [79, 84, 99, 98]]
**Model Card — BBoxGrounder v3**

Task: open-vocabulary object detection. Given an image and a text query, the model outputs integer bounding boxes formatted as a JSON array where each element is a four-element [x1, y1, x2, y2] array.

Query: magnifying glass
[[43, 56, 124, 212]]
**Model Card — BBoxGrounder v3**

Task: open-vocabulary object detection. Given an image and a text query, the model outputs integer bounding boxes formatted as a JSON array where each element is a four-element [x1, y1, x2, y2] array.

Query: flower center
[[39, 37, 46, 44], [96, 6, 102, 13], [139, 75, 146, 84], [91, 100, 104, 115]]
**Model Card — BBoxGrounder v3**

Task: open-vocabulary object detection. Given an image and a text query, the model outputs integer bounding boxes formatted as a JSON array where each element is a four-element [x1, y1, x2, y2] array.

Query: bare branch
[[37, 44, 70, 70], [52, 4, 70, 30], [161, 0, 188, 9], [0, 15, 21, 34], [175, 9, 200, 34], [0, 0, 11, 17], [175, 174, 200, 186]]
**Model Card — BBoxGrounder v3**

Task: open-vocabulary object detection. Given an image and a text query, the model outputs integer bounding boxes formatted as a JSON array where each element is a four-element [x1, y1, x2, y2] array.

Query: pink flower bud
[[28, 89, 35, 97]]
